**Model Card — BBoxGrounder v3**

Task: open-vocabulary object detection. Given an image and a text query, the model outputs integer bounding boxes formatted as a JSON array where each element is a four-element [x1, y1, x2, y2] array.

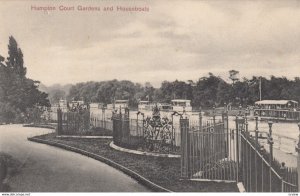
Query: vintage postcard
[[0, 0, 300, 194]]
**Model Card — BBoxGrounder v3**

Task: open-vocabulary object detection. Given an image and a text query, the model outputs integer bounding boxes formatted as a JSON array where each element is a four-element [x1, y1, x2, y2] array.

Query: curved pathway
[[0, 124, 150, 192]]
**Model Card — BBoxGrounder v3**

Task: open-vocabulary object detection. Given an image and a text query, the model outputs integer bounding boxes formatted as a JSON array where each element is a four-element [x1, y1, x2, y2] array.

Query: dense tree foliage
[[67, 80, 145, 108], [67, 72, 300, 109], [0, 36, 50, 123]]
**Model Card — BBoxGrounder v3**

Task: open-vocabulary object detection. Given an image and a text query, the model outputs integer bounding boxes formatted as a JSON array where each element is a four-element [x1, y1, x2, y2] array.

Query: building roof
[[255, 100, 298, 105]]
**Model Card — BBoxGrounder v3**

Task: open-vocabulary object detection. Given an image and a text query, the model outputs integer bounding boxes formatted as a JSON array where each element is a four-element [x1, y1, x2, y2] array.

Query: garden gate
[[57, 108, 90, 135], [181, 112, 235, 181], [181, 111, 299, 192]]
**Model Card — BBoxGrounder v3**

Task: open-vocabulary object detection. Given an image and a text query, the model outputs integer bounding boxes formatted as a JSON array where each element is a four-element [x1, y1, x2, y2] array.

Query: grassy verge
[[23, 124, 56, 129], [0, 153, 22, 192], [58, 127, 112, 136], [34, 133, 238, 192]]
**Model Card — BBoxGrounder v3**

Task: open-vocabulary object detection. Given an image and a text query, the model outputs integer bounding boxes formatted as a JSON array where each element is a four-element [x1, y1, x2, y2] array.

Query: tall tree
[[0, 36, 50, 123], [6, 36, 26, 78]]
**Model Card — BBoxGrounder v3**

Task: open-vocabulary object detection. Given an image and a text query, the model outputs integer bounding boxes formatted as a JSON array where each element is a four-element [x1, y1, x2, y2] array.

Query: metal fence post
[[268, 121, 274, 192], [199, 107, 202, 131], [222, 104, 229, 159], [280, 162, 286, 192], [57, 108, 62, 135], [255, 116, 259, 146], [102, 107, 105, 129], [142, 113, 145, 138], [213, 106, 216, 125], [136, 112, 139, 134], [180, 117, 190, 179], [254, 115, 259, 191], [235, 115, 240, 182], [295, 123, 300, 192]]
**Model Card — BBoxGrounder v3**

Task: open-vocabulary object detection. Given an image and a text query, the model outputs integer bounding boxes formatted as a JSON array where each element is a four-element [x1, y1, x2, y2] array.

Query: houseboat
[[138, 101, 154, 111], [171, 99, 192, 112], [89, 103, 105, 116], [107, 100, 129, 110], [253, 100, 300, 121], [158, 103, 173, 112]]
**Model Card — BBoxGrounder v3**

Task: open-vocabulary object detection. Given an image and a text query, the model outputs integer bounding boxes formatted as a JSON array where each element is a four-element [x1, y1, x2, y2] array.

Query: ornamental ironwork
[[142, 104, 176, 153]]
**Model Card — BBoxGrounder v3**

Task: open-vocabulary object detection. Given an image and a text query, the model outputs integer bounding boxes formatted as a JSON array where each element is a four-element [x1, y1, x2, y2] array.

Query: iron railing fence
[[236, 115, 298, 192], [240, 131, 298, 192], [181, 113, 234, 181], [90, 116, 113, 132], [112, 108, 180, 154], [57, 109, 90, 135], [246, 130, 298, 155], [181, 111, 299, 192], [188, 123, 236, 181]]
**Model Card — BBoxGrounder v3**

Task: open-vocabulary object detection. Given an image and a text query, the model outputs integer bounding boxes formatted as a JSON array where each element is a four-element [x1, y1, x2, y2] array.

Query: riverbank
[[30, 133, 238, 192]]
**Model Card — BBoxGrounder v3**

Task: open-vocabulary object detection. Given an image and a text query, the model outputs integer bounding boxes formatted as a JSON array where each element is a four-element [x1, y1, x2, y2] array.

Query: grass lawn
[[34, 133, 238, 192], [0, 152, 22, 192]]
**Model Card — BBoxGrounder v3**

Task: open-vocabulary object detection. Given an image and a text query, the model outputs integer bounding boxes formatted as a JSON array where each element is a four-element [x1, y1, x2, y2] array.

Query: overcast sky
[[0, 0, 300, 87]]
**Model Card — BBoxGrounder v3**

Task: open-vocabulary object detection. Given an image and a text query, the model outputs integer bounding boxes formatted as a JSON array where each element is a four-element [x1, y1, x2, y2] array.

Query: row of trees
[[2, 36, 298, 122], [67, 71, 300, 109], [0, 36, 50, 123]]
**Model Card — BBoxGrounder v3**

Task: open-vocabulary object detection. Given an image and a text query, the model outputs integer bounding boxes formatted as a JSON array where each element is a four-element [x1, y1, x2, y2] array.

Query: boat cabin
[[171, 99, 192, 112], [253, 100, 299, 121], [255, 100, 298, 110], [138, 101, 154, 111], [158, 103, 173, 111], [107, 100, 129, 110]]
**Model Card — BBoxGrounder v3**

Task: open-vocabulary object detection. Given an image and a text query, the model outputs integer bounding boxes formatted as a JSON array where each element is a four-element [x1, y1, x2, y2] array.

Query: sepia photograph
[[0, 0, 300, 194]]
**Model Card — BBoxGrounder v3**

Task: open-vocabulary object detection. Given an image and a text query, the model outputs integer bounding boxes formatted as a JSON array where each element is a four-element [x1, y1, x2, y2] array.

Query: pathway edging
[[27, 137, 171, 192], [56, 135, 113, 139], [109, 141, 180, 158]]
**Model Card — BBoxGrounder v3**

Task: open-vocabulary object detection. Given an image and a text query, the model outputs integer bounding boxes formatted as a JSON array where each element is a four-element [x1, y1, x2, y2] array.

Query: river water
[[91, 108, 299, 168], [126, 110, 299, 167]]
